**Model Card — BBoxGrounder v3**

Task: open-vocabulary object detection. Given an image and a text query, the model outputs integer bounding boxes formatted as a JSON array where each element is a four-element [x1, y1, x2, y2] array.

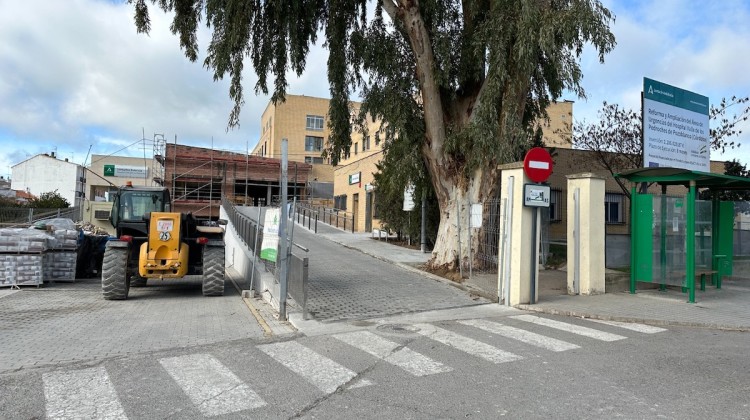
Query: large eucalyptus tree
[[131, 0, 615, 269]]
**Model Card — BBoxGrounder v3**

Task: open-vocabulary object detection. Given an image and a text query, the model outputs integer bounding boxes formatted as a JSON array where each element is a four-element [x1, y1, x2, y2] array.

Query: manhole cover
[[376, 323, 421, 335]]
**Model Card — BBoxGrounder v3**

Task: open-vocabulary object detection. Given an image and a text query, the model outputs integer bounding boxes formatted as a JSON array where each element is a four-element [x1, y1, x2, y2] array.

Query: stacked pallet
[[0, 219, 80, 287], [0, 229, 49, 287], [44, 223, 79, 282]]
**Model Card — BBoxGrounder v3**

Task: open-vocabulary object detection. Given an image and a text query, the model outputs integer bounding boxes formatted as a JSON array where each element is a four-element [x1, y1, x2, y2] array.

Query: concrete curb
[[515, 304, 750, 332]]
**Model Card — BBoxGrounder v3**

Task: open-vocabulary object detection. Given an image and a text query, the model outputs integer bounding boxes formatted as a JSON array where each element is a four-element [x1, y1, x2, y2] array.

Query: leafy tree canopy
[[131, 0, 616, 268], [27, 190, 70, 209]]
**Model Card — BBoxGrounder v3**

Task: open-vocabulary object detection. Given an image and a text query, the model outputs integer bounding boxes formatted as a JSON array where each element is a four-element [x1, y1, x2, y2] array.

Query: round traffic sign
[[523, 147, 553, 183]]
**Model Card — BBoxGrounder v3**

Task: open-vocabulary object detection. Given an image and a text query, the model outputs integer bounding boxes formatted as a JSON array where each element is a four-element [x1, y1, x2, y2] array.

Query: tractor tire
[[130, 274, 147, 287], [102, 247, 129, 300], [202, 247, 225, 297]]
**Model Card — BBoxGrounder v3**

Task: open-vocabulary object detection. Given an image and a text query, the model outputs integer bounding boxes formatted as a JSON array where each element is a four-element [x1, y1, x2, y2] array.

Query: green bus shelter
[[616, 167, 750, 303]]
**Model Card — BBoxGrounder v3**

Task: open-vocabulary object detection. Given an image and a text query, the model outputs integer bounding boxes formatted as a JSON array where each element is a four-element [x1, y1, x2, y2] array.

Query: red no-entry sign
[[523, 147, 553, 183]]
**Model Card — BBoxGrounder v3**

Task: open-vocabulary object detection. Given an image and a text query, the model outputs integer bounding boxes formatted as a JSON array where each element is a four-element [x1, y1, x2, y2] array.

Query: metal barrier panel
[[288, 255, 309, 319]]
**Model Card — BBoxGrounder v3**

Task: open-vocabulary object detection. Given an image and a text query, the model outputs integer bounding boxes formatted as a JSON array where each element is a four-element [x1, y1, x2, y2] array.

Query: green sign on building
[[103, 164, 115, 177]]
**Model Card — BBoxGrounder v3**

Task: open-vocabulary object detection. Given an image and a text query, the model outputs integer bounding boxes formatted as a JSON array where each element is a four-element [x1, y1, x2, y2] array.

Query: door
[[352, 193, 359, 232], [365, 191, 373, 232]]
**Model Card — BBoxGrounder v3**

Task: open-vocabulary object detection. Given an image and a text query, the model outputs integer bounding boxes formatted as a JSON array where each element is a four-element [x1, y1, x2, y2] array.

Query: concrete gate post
[[498, 163, 537, 306], [566, 173, 606, 295]]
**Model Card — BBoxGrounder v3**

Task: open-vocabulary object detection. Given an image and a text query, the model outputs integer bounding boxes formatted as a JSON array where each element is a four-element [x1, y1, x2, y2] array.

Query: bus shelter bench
[[666, 269, 719, 291]]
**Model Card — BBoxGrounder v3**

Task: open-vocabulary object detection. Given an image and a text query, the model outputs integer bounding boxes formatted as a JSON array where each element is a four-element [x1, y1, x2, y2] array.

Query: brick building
[[161, 143, 312, 219]]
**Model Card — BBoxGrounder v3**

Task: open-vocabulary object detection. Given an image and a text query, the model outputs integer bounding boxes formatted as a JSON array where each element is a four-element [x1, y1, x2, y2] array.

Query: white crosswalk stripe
[[159, 353, 266, 417], [510, 315, 627, 341], [458, 319, 580, 352], [43, 366, 128, 420], [414, 323, 523, 363], [258, 341, 373, 393], [334, 330, 452, 376], [585, 319, 667, 333]]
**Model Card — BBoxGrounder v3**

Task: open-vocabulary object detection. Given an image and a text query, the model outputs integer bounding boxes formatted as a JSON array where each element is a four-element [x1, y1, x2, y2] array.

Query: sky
[[1, 0, 749, 179]]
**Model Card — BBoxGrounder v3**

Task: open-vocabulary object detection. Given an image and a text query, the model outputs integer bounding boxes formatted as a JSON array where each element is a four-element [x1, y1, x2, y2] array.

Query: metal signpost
[[523, 147, 553, 304]]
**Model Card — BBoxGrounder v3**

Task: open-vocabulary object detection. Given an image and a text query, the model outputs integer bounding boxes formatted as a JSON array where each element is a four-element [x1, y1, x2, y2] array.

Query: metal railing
[[295, 201, 354, 233], [0, 206, 82, 227]]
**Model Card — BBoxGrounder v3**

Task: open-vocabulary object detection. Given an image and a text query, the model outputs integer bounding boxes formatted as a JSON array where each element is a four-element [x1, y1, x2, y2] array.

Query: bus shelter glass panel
[[649, 196, 688, 286], [694, 200, 713, 270]]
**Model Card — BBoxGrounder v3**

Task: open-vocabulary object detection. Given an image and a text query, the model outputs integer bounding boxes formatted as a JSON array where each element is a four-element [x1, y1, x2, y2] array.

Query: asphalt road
[[1, 309, 749, 419]]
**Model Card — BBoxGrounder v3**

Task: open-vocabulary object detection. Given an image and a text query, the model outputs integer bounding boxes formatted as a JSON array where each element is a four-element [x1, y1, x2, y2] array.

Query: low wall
[[221, 206, 280, 310]]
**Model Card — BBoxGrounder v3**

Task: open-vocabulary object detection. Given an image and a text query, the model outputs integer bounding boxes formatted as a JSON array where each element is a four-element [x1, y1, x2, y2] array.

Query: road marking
[[159, 353, 266, 417], [586, 319, 667, 334], [334, 330, 452, 376], [258, 341, 372, 393], [458, 319, 580, 352], [510, 315, 626, 341], [43, 366, 127, 420], [414, 324, 523, 364]]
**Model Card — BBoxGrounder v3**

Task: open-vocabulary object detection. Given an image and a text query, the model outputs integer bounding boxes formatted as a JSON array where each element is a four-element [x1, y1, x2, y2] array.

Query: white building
[[82, 154, 155, 234], [11, 153, 84, 209]]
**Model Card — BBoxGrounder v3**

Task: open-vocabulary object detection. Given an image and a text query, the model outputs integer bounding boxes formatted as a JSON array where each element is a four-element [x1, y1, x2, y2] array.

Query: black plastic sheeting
[[76, 235, 111, 279]]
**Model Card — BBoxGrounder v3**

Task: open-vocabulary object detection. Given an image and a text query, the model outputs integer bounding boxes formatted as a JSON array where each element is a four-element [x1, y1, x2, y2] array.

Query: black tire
[[102, 246, 129, 300], [202, 246, 225, 297], [130, 274, 147, 287]]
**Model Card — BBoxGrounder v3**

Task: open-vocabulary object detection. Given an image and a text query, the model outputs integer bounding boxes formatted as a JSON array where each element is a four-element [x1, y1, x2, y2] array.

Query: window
[[334, 194, 347, 211], [374, 133, 380, 146], [306, 115, 324, 131], [363, 136, 370, 151], [549, 189, 562, 222], [605, 193, 624, 224], [305, 136, 324, 152], [354, 142, 359, 155], [305, 156, 324, 164]]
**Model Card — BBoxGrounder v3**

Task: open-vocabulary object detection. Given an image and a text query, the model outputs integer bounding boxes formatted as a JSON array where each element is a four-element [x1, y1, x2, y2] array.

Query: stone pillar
[[498, 163, 537, 306], [566, 173, 606, 295]]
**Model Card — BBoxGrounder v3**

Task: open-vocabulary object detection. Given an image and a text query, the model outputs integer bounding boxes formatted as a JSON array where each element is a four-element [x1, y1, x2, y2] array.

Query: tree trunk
[[428, 166, 497, 271]]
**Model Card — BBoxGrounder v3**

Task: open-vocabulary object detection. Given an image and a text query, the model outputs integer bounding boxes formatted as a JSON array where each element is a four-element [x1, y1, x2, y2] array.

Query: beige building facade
[[331, 100, 576, 233], [332, 111, 385, 232], [252, 95, 336, 183]]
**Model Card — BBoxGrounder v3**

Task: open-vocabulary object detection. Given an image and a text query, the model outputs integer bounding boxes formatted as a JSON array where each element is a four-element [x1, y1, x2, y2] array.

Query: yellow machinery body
[[139, 212, 189, 278]]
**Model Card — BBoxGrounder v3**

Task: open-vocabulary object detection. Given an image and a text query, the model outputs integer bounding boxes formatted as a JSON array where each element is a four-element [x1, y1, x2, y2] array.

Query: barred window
[[605, 192, 624, 224], [549, 189, 562, 221], [334, 194, 347, 211]]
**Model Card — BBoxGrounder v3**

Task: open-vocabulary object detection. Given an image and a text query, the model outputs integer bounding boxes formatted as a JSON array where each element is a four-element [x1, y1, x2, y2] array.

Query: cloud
[[573, 0, 750, 164]]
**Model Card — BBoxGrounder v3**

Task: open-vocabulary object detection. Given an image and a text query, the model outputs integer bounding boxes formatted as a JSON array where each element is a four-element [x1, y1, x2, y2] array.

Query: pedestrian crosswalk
[[159, 353, 267, 417], [40, 316, 666, 419]]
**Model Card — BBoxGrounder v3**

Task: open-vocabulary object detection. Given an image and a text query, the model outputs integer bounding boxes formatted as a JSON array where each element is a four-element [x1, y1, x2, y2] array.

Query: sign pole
[[523, 147, 553, 305], [278, 139, 289, 321]]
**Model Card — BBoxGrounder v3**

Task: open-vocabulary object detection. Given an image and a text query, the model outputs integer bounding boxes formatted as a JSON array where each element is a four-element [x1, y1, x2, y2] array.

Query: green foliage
[[0, 196, 23, 208], [132, 0, 615, 172], [372, 139, 440, 247], [27, 190, 70, 209], [132, 0, 616, 264], [698, 160, 750, 214]]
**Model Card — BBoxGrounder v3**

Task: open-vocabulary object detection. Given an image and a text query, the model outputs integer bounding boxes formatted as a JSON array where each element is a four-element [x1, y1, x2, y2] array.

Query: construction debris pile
[[0, 219, 81, 287]]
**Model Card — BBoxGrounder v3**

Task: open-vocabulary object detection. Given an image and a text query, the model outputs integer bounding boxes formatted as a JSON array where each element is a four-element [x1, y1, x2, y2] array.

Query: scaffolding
[[152, 134, 166, 187]]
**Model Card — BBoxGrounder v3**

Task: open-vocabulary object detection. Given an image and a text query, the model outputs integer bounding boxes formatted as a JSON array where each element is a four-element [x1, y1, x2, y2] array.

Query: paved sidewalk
[[299, 221, 750, 331]]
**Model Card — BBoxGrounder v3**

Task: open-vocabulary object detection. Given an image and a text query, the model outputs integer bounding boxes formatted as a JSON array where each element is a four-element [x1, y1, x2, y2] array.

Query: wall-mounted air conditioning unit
[[94, 210, 111, 220]]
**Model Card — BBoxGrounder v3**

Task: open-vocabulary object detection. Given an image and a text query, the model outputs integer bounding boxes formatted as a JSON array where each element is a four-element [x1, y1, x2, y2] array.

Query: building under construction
[[154, 142, 313, 219]]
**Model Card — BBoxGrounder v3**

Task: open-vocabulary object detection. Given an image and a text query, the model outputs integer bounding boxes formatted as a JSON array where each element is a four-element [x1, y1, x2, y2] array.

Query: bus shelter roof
[[616, 167, 750, 191]]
